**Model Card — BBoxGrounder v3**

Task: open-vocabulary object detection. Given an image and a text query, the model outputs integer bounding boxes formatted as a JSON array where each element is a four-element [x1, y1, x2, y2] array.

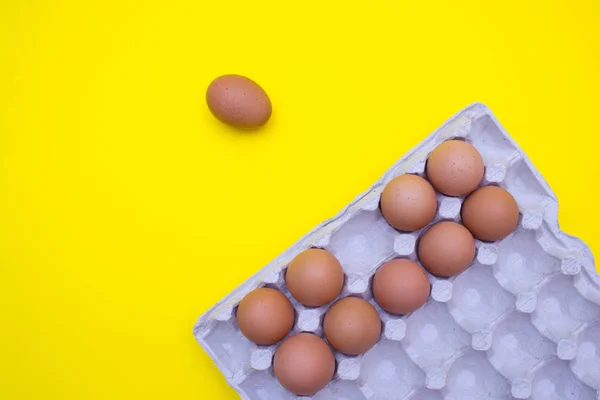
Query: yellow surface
[[1, 0, 599, 398]]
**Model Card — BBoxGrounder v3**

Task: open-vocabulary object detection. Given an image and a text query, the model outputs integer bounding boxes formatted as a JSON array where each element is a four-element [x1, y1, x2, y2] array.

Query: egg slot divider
[[193, 103, 600, 400]]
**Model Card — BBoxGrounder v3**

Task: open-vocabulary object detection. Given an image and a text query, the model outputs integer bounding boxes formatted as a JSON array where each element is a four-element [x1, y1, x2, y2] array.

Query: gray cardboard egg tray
[[193, 103, 600, 400]]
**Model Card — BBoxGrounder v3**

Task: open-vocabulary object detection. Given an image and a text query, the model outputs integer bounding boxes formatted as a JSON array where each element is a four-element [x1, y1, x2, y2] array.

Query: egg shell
[[380, 174, 438, 231], [426, 140, 484, 196], [462, 185, 520, 241], [286, 248, 345, 307], [373, 258, 431, 315], [323, 297, 381, 356], [206, 74, 272, 129], [236, 288, 294, 345], [418, 221, 475, 278], [273, 333, 335, 396]]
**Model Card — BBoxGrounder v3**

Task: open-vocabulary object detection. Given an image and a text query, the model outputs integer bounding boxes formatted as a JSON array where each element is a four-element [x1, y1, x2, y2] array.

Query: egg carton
[[193, 103, 600, 400]]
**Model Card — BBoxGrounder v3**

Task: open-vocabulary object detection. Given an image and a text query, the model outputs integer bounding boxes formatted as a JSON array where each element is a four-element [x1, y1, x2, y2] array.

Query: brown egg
[[380, 174, 438, 231], [462, 185, 520, 242], [286, 249, 345, 307], [323, 297, 381, 355], [206, 74, 272, 129], [373, 259, 431, 315], [236, 288, 294, 345], [273, 333, 335, 396], [426, 140, 484, 196], [418, 221, 475, 277]]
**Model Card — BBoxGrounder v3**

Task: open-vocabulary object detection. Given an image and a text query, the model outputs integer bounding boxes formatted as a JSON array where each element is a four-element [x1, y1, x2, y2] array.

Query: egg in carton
[[193, 103, 600, 400]]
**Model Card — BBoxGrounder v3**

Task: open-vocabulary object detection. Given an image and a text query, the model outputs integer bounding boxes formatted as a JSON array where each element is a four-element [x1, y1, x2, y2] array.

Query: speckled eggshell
[[206, 74, 272, 129], [273, 333, 335, 396], [418, 221, 475, 278], [236, 287, 294, 345], [380, 174, 438, 231], [373, 259, 431, 315], [462, 185, 520, 241], [323, 297, 381, 356], [426, 140, 484, 196], [286, 248, 345, 307]]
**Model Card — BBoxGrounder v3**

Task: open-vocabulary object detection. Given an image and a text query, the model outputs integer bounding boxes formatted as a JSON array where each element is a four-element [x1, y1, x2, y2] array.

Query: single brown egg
[[380, 174, 438, 231], [373, 259, 431, 315], [286, 249, 345, 307], [426, 140, 484, 196], [236, 288, 294, 345], [418, 221, 475, 278], [206, 74, 272, 129], [462, 185, 520, 242], [323, 297, 381, 355], [273, 333, 335, 396]]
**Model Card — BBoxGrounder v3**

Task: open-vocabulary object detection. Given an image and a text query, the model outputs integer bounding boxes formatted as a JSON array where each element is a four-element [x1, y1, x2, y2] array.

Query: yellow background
[[1, 0, 599, 398]]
